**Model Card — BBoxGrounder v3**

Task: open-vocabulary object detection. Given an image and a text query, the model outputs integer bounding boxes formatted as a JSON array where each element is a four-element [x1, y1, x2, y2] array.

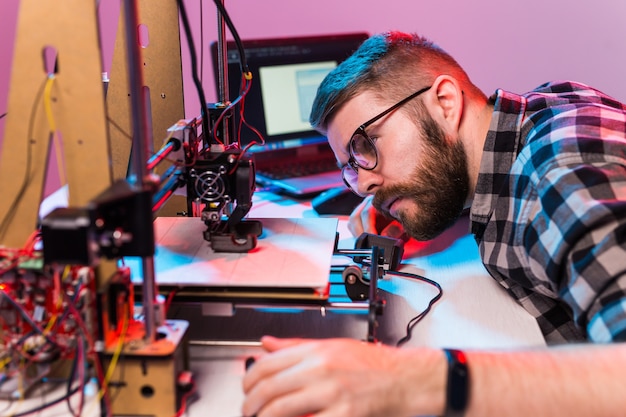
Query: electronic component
[[41, 180, 156, 266], [354, 233, 404, 271], [0, 262, 98, 400], [186, 147, 262, 252], [342, 264, 368, 301]]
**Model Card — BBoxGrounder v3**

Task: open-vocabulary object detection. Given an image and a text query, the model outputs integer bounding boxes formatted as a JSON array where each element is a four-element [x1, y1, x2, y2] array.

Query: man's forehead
[[327, 92, 383, 140]]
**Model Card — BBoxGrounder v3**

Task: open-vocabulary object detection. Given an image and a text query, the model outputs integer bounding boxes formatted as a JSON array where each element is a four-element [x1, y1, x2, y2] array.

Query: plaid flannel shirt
[[470, 80, 626, 344]]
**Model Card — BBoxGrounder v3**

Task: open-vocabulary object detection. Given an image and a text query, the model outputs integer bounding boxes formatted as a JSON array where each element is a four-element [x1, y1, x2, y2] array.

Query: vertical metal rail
[[122, 0, 157, 343], [215, 0, 232, 146]]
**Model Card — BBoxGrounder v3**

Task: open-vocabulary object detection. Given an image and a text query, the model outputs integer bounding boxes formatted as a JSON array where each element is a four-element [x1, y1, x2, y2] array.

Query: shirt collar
[[469, 89, 528, 239]]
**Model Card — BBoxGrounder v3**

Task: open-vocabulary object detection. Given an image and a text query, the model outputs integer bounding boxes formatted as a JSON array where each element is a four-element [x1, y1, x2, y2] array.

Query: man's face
[[327, 91, 469, 241]]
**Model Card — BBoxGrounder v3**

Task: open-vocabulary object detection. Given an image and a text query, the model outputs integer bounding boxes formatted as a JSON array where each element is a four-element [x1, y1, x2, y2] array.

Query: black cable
[[108, 116, 190, 171], [8, 343, 92, 417], [65, 345, 81, 416], [0, 112, 7, 119], [211, 0, 249, 74], [0, 78, 48, 236], [107, 116, 132, 140], [177, 0, 210, 147], [9, 381, 82, 417], [210, 0, 253, 136], [65, 333, 88, 417], [387, 270, 443, 347], [0, 291, 58, 347], [14, 330, 38, 352], [199, 0, 204, 84], [92, 284, 111, 417], [63, 285, 96, 417]]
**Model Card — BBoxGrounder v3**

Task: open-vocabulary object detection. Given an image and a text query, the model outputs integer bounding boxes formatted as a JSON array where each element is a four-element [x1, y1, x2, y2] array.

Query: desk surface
[[6, 189, 545, 416], [249, 191, 544, 348]]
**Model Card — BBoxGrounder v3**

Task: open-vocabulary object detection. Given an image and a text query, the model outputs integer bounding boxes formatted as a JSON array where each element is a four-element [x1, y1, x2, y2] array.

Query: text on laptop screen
[[259, 61, 336, 136]]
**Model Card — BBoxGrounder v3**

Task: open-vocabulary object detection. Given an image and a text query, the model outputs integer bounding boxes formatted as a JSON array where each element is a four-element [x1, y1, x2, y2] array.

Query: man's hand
[[348, 195, 407, 240], [241, 336, 446, 417]]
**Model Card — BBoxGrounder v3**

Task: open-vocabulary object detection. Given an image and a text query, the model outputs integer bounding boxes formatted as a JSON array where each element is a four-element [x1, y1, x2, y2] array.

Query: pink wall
[[0, 0, 19, 159], [2, 0, 626, 195]]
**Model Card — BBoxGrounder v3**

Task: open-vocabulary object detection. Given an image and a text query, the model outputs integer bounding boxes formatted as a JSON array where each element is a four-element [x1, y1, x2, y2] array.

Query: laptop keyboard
[[259, 158, 339, 180]]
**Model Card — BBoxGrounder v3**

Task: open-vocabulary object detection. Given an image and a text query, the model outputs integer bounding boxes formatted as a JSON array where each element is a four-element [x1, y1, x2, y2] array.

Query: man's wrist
[[443, 348, 470, 417]]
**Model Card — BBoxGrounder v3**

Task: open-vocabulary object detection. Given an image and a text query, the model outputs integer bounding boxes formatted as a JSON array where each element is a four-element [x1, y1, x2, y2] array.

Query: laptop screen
[[210, 33, 369, 152]]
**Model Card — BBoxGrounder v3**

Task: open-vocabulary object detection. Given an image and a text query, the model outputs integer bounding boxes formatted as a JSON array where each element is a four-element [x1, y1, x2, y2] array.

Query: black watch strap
[[443, 348, 470, 417]]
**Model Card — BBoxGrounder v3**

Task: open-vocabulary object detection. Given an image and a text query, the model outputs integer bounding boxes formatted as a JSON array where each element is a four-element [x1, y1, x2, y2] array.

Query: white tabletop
[[248, 191, 544, 346]]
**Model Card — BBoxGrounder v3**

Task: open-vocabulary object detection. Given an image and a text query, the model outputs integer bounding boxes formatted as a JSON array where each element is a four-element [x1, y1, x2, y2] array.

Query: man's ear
[[428, 74, 464, 133]]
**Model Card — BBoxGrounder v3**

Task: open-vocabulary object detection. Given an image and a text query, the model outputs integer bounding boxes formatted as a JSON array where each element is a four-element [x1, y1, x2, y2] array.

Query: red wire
[[173, 381, 196, 417]]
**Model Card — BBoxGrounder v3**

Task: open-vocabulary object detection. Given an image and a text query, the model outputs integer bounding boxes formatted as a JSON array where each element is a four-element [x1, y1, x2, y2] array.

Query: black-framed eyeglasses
[[342, 85, 432, 196]]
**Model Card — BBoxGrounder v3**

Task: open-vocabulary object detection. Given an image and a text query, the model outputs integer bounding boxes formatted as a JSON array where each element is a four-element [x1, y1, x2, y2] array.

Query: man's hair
[[309, 31, 479, 133]]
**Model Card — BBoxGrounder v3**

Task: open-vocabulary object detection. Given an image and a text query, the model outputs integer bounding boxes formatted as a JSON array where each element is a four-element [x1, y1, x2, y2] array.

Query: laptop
[[210, 32, 369, 197]]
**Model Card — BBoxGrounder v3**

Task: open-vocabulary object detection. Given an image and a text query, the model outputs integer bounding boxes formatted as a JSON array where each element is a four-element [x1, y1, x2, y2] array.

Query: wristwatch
[[443, 349, 470, 417]]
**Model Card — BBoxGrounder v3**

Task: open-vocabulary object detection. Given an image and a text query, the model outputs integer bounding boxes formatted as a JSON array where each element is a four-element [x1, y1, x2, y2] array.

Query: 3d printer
[[0, 1, 399, 416], [0, 0, 263, 415]]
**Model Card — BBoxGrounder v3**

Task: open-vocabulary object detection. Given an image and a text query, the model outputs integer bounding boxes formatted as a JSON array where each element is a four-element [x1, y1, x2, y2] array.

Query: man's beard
[[372, 112, 470, 241]]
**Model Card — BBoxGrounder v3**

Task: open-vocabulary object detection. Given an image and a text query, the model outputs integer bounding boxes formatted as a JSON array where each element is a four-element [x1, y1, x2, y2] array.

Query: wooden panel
[[0, 0, 111, 248], [106, 0, 185, 217]]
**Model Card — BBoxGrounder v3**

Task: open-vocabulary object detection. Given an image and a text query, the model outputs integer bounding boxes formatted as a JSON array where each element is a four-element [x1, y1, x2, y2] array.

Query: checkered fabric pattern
[[470, 81, 626, 344]]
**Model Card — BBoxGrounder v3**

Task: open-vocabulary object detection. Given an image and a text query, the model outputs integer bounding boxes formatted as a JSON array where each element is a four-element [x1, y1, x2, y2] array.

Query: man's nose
[[355, 168, 382, 196]]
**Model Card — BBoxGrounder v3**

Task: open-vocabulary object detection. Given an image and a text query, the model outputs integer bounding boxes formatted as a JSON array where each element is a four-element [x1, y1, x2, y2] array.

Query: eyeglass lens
[[343, 131, 377, 195], [342, 165, 361, 195], [350, 131, 377, 169]]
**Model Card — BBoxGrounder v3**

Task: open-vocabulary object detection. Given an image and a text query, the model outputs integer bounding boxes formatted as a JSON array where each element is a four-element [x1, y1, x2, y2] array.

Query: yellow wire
[[43, 313, 57, 335], [98, 307, 129, 400], [83, 304, 129, 416], [0, 356, 10, 369], [43, 74, 66, 188], [43, 266, 68, 334], [43, 75, 56, 132], [162, 125, 175, 147]]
